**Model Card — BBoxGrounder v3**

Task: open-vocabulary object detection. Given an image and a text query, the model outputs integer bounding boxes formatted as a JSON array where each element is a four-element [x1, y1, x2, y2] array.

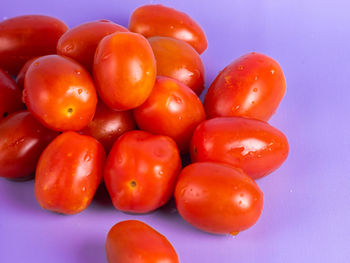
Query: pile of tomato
[[0, 4, 289, 262]]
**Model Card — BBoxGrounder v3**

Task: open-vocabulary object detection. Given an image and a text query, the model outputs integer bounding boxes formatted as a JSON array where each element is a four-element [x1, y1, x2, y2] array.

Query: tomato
[[80, 102, 136, 153], [23, 55, 98, 131], [0, 68, 24, 119], [134, 76, 206, 153], [104, 130, 181, 213], [35, 131, 105, 214], [16, 57, 38, 90], [93, 32, 156, 111], [149, 36, 205, 95], [57, 20, 128, 72], [204, 52, 286, 121], [0, 15, 68, 75], [190, 117, 289, 179], [175, 162, 263, 234], [129, 4, 207, 54], [0, 111, 58, 179], [106, 220, 179, 263]]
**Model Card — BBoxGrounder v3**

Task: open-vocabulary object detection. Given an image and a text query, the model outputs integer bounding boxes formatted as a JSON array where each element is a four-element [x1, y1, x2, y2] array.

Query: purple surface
[[1, 0, 350, 262]]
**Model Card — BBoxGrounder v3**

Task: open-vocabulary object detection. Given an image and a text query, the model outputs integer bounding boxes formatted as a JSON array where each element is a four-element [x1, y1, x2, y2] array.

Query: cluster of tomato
[[0, 4, 289, 262]]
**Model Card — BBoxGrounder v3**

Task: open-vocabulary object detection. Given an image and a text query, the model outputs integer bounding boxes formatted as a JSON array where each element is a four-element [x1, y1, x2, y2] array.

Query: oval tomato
[[106, 220, 179, 263], [204, 52, 286, 121], [129, 4, 207, 54], [35, 131, 105, 214], [93, 32, 156, 111], [0, 111, 58, 179], [0, 15, 68, 75], [23, 55, 98, 131], [104, 130, 181, 213], [134, 76, 206, 153], [57, 20, 128, 72], [149, 36, 205, 96], [175, 162, 263, 234], [190, 117, 289, 179], [16, 57, 38, 90]]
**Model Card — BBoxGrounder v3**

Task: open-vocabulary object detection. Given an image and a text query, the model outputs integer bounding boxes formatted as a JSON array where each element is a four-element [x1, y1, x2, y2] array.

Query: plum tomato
[[93, 32, 156, 111], [106, 220, 179, 263], [190, 117, 289, 179], [16, 57, 38, 90], [57, 20, 128, 72], [204, 52, 286, 121], [134, 76, 206, 153], [149, 36, 205, 96], [104, 130, 181, 213], [23, 55, 98, 131], [0, 15, 68, 75], [129, 4, 207, 54], [0, 111, 58, 179], [175, 162, 263, 234], [35, 131, 105, 214]]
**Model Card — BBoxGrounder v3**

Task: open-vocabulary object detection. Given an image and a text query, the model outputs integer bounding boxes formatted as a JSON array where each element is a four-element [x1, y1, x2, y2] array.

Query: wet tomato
[[16, 57, 38, 90]]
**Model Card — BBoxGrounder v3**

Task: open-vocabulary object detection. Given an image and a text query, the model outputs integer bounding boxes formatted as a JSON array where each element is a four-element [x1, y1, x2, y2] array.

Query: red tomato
[[104, 130, 181, 213], [57, 20, 128, 72], [0, 68, 24, 119], [23, 55, 98, 131], [16, 57, 38, 90], [129, 4, 207, 54], [149, 36, 205, 96], [190, 117, 289, 179], [35, 131, 105, 214], [134, 76, 205, 153], [0, 15, 68, 75], [106, 220, 179, 263], [175, 162, 263, 234], [0, 111, 58, 179], [80, 102, 136, 153], [93, 32, 156, 111], [204, 52, 286, 121]]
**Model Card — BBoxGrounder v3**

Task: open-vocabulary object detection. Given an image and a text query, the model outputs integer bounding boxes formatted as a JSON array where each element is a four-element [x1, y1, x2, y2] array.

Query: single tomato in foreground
[[106, 220, 179, 263], [175, 162, 263, 234], [35, 132, 105, 214], [104, 130, 181, 213]]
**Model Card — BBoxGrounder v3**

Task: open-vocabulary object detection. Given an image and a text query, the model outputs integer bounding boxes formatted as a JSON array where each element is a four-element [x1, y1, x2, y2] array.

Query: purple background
[[1, 0, 350, 262]]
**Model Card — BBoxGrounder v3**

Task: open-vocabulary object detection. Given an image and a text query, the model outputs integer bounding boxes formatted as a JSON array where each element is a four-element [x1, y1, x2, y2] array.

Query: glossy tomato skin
[[134, 76, 205, 153], [190, 117, 289, 179], [104, 130, 181, 213], [0, 15, 68, 75], [80, 102, 136, 153], [0, 111, 58, 179], [0, 68, 25, 119], [93, 32, 156, 111], [175, 162, 263, 234], [23, 55, 98, 131], [149, 36, 205, 96], [16, 57, 38, 90], [35, 131, 105, 214], [57, 20, 128, 72], [106, 220, 179, 263], [204, 52, 286, 121], [129, 4, 207, 54]]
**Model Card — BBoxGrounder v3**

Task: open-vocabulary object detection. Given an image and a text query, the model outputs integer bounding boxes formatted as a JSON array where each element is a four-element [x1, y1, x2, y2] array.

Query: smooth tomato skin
[[106, 220, 179, 263], [35, 131, 105, 214], [80, 102, 136, 153], [16, 57, 38, 90], [190, 117, 289, 179], [104, 130, 181, 213], [23, 55, 98, 131], [57, 20, 128, 72], [0, 111, 58, 179], [129, 4, 207, 54], [149, 36, 205, 96], [0, 68, 25, 119], [204, 52, 286, 121], [134, 76, 205, 153], [174, 162, 263, 234], [93, 32, 156, 111], [0, 15, 68, 75]]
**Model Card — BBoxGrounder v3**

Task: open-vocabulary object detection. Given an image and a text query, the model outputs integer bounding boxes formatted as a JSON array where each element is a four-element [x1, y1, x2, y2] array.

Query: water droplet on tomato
[[65, 44, 74, 52], [82, 186, 86, 192], [270, 69, 275, 74], [253, 88, 258, 92], [78, 89, 83, 94], [238, 65, 244, 71]]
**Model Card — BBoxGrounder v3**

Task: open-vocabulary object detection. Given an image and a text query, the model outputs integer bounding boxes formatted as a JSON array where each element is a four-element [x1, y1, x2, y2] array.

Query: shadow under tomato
[[78, 238, 107, 263], [90, 183, 114, 210]]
